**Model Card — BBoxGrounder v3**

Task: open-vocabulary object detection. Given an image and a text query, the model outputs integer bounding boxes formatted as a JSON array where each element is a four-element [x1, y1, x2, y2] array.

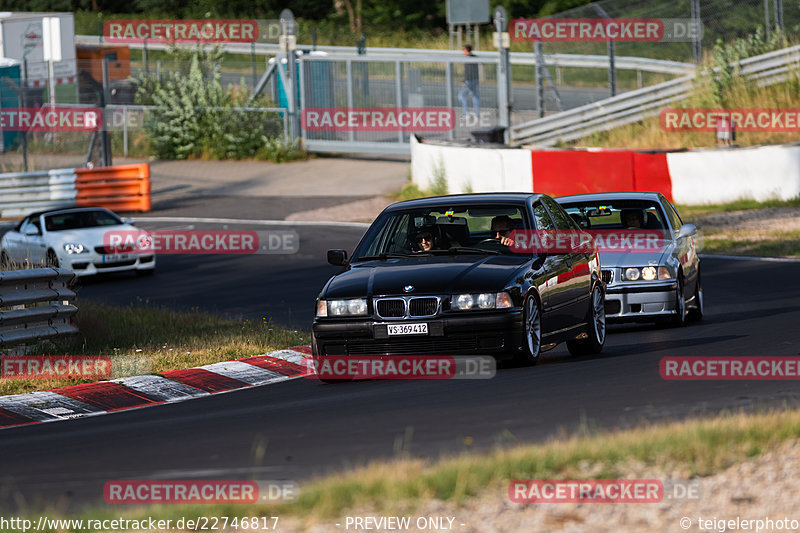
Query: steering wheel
[[477, 238, 501, 244]]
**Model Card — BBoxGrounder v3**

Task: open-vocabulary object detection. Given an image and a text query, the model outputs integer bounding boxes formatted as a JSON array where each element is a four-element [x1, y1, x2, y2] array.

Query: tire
[[687, 272, 703, 322], [46, 249, 59, 268], [567, 284, 606, 355], [671, 274, 687, 327], [514, 295, 542, 366]]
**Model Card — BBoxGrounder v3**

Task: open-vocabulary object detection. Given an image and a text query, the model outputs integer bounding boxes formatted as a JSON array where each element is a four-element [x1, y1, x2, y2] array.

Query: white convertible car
[[0, 207, 155, 276]]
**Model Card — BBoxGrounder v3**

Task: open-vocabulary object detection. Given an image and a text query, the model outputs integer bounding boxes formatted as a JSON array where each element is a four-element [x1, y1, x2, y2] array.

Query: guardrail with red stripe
[[411, 136, 800, 205], [0, 164, 151, 218]]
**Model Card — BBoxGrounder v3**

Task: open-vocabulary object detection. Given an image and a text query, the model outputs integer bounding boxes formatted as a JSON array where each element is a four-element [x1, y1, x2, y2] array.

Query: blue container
[[0, 59, 22, 152]]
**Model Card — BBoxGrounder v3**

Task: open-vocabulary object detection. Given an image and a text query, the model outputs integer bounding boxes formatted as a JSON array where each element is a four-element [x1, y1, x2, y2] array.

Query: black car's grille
[[409, 297, 438, 317], [376, 299, 405, 318], [344, 337, 480, 355]]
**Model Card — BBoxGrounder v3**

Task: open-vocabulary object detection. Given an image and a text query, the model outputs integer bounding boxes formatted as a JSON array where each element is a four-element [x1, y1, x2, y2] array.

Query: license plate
[[102, 254, 132, 263], [387, 323, 428, 336]]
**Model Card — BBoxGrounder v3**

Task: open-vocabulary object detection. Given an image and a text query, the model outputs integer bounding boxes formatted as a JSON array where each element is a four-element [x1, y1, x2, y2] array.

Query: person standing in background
[[459, 44, 480, 118]]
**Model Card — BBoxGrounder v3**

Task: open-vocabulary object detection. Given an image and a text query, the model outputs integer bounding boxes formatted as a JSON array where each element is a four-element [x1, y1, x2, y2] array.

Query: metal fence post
[[495, 6, 511, 142], [346, 59, 355, 142], [395, 60, 403, 142], [446, 60, 454, 140], [123, 106, 129, 157]]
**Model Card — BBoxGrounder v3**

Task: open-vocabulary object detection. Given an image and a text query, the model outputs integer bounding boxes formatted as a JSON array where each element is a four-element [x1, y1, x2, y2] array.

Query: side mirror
[[24, 226, 40, 236], [327, 249, 348, 266], [123, 217, 134, 225], [677, 224, 697, 239]]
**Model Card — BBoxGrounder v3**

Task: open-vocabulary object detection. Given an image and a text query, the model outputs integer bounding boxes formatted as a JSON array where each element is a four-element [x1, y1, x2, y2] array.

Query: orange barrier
[[74, 164, 151, 212]]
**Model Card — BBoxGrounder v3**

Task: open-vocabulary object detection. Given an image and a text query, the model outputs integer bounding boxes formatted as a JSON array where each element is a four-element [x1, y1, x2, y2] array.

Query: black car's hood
[[323, 255, 529, 298]]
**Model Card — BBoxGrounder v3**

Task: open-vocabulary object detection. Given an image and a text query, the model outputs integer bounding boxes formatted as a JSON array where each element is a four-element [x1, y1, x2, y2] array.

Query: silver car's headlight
[[63, 243, 87, 254], [623, 266, 673, 281], [318, 298, 368, 317], [452, 292, 513, 310]]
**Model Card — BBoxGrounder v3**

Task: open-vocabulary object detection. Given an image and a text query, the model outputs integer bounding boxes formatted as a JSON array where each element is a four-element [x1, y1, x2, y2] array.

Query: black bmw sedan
[[312, 193, 606, 368]]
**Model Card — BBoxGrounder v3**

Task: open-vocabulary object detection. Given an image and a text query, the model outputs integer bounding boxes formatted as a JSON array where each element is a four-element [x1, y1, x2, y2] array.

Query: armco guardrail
[[75, 35, 695, 75], [0, 268, 78, 348], [511, 43, 800, 146], [0, 164, 151, 218], [0, 168, 78, 217]]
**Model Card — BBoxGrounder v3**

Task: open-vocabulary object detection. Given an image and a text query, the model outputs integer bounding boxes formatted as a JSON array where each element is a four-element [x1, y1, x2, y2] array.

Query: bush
[[137, 47, 287, 160]]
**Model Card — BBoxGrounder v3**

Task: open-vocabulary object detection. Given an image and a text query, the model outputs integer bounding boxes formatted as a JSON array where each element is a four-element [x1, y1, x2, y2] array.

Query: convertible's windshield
[[44, 210, 123, 232], [355, 204, 530, 259]]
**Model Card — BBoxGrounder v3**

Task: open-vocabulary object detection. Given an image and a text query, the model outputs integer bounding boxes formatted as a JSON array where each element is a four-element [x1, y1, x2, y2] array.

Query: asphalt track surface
[[1, 215, 800, 512]]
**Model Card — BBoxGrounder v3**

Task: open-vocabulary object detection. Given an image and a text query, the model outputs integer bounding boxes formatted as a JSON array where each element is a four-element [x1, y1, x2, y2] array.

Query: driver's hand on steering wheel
[[496, 230, 513, 246]]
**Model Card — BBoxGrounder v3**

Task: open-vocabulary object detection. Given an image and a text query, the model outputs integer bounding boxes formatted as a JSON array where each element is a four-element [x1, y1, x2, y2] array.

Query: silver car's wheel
[[515, 295, 542, 366]]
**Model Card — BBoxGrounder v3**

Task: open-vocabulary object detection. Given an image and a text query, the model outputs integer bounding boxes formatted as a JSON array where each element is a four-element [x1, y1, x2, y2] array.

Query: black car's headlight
[[451, 292, 513, 311], [316, 298, 368, 317], [63, 243, 88, 254], [622, 266, 672, 281]]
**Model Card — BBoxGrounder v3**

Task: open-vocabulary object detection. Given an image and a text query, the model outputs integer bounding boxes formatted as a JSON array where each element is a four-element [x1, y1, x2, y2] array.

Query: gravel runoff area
[[280, 439, 800, 532]]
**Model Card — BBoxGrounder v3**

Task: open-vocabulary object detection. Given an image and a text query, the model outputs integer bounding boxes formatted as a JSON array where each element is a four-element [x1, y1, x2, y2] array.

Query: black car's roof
[[386, 193, 544, 212], [555, 191, 664, 203]]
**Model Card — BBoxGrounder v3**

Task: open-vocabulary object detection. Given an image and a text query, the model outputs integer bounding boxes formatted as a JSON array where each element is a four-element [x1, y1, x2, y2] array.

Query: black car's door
[[531, 201, 572, 334], [541, 196, 592, 329]]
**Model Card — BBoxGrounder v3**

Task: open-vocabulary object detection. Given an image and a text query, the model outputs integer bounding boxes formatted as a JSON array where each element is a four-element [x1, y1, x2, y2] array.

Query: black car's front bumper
[[312, 310, 524, 359]]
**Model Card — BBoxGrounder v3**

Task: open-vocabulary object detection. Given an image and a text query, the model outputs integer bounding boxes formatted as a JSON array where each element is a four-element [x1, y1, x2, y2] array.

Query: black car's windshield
[[44, 210, 123, 232], [558, 200, 668, 232], [354, 204, 530, 259]]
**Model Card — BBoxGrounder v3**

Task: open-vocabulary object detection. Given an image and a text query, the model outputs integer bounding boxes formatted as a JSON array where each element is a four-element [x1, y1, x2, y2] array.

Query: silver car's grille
[[601, 269, 614, 284], [375, 296, 440, 319]]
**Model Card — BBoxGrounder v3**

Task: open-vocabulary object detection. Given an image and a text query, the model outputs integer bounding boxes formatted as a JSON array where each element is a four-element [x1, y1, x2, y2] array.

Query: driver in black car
[[412, 229, 436, 252], [490, 216, 515, 246]]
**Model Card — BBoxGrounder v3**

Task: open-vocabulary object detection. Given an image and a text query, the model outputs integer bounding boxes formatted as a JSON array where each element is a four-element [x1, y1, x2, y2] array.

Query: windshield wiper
[[430, 247, 501, 255], [357, 252, 424, 261]]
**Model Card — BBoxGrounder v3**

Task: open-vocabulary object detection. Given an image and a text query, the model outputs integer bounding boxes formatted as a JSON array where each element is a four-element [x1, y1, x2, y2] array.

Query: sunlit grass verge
[[17, 408, 800, 530], [676, 196, 800, 220], [0, 300, 308, 396], [700, 231, 800, 258]]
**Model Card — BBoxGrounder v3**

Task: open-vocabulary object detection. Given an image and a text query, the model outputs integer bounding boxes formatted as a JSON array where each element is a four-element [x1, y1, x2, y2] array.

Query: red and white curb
[[0, 346, 312, 430]]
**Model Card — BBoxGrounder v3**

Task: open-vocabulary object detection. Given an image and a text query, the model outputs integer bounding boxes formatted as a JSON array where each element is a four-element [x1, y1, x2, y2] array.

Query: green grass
[[676, 196, 800, 222], [0, 300, 308, 396], [700, 232, 800, 258], [12, 408, 800, 527]]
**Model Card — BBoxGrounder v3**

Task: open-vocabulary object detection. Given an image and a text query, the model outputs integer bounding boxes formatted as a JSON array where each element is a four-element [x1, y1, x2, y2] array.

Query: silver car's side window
[[663, 199, 683, 231]]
